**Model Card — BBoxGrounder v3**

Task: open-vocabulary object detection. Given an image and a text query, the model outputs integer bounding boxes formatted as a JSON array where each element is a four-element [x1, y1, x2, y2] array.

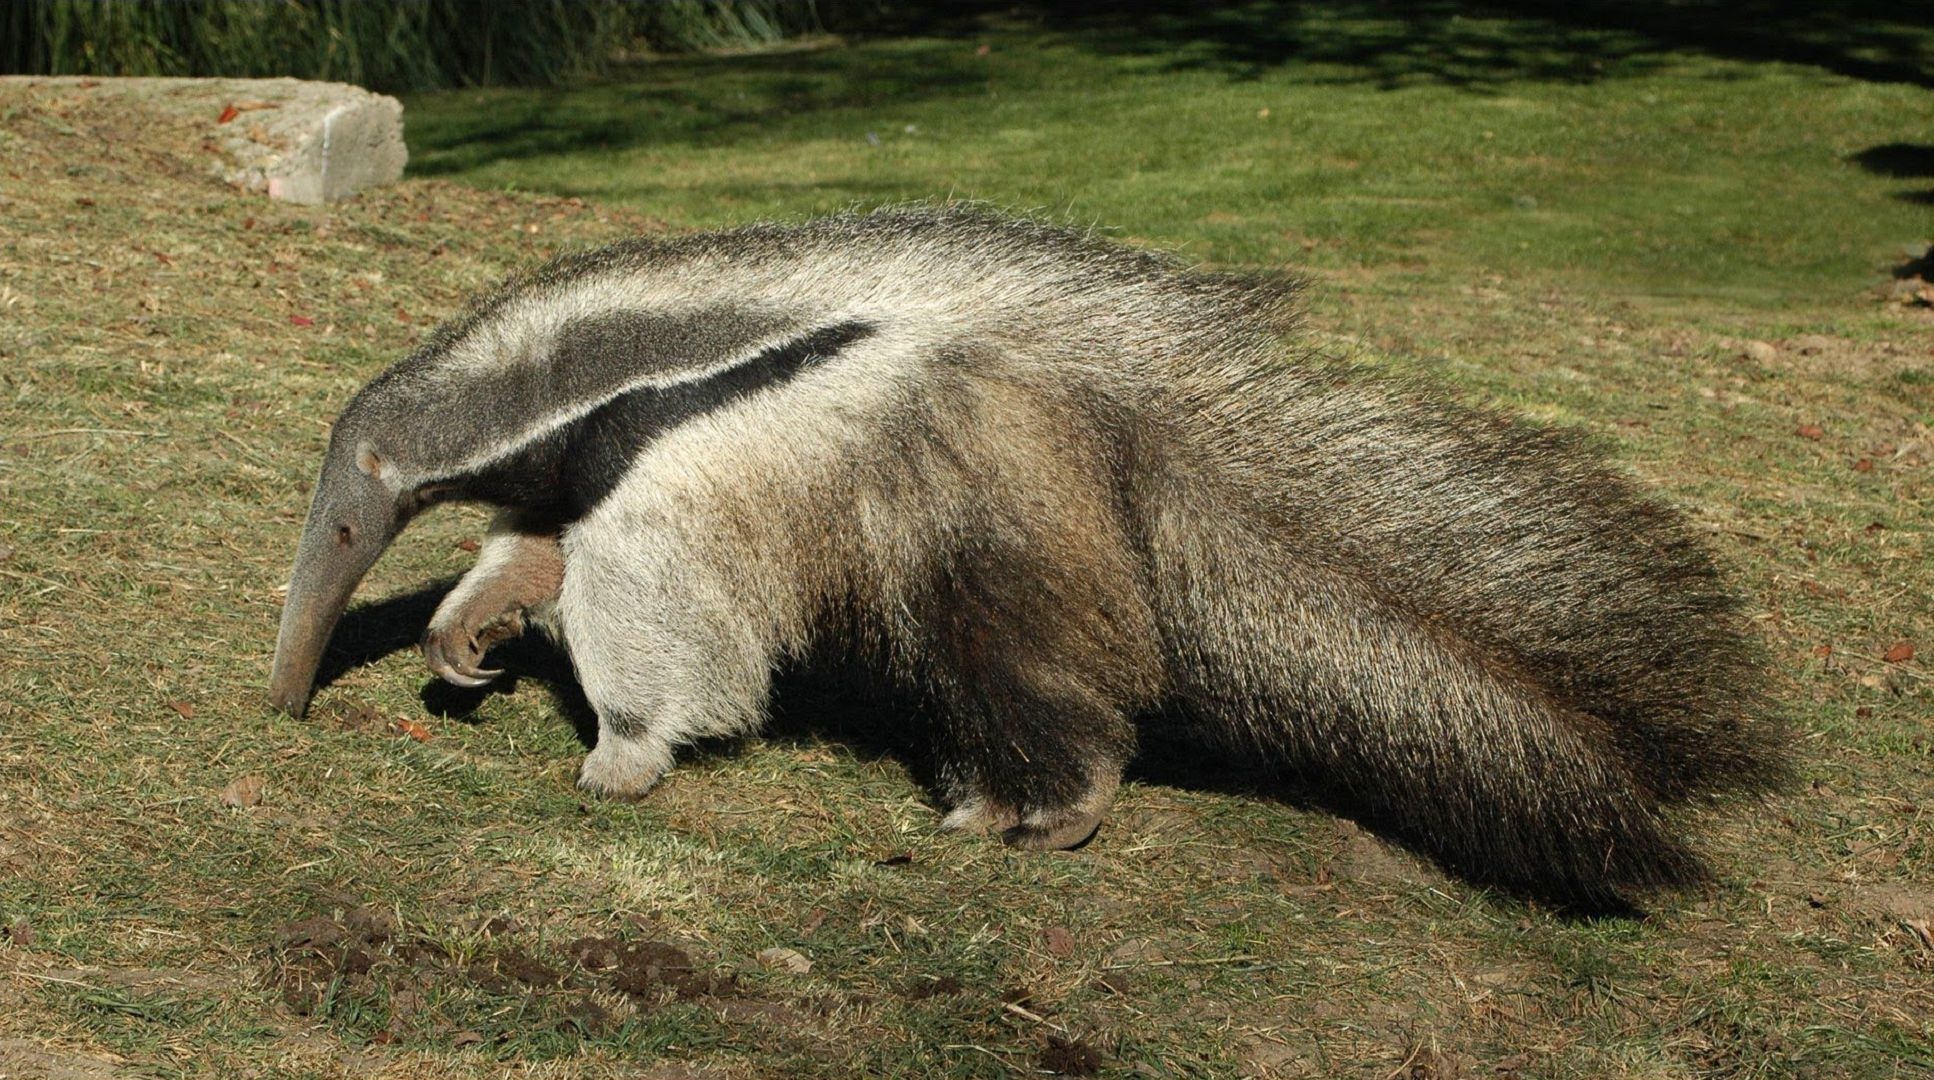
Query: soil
[[266, 901, 741, 1031], [1038, 1033, 1104, 1076]]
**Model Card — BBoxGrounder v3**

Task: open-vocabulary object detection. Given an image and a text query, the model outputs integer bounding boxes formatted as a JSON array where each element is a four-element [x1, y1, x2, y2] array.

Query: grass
[[401, 4, 1933, 311], [2, 6, 1932, 1078]]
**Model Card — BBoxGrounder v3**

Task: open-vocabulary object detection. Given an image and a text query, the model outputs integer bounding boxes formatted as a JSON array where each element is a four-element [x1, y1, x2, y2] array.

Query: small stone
[[219, 775, 266, 808], [1104, 938, 1165, 966], [756, 947, 811, 974]]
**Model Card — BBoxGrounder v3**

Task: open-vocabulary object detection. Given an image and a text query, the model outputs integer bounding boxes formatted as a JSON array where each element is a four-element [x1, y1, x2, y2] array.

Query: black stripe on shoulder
[[458, 321, 875, 522]]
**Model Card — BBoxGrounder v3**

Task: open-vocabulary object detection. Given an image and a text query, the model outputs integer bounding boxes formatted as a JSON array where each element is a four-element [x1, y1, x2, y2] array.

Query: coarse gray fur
[[268, 205, 1787, 908]]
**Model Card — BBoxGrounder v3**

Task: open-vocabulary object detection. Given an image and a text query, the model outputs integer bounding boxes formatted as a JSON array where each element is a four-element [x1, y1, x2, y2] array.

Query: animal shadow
[[315, 588, 1638, 915]]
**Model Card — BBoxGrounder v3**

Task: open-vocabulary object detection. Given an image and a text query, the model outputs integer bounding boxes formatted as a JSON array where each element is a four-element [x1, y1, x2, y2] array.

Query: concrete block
[[0, 76, 407, 204]]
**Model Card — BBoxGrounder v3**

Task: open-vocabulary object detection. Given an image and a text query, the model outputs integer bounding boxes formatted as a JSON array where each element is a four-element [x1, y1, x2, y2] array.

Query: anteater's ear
[[355, 442, 386, 479]]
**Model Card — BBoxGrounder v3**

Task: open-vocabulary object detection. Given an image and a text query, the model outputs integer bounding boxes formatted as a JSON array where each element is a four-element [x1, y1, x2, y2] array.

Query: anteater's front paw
[[422, 611, 523, 688], [576, 738, 671, 800]]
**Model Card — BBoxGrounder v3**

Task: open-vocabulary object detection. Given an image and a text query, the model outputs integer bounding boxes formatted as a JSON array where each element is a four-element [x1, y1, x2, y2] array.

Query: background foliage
[[0, 0, 835, 90]]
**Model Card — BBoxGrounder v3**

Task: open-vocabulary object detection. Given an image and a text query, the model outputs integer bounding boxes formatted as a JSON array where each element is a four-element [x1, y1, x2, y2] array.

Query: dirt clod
[[1039, 1033, 1103, 1076], [608, 941, 729, 1000], [269, 905, 396, 1014], [567, 935, 620, 970], [559, 993, 619, 1035], [475, 914, 517, 937], [317, 698, 382, 731], [2, 918, 31, 948], [1043, 925, 1075, 958], [492, 946, 564, 987], [901, 974, 963, 1000], [1398, 1045, 1465, 1079]]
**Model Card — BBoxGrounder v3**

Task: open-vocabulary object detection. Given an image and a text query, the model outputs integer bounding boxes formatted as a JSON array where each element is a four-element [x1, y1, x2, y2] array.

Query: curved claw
[[422, 629, 504, 688]]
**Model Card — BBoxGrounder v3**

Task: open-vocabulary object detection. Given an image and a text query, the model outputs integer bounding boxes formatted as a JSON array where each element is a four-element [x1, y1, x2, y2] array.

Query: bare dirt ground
[[1, 79, 1930, 1078]]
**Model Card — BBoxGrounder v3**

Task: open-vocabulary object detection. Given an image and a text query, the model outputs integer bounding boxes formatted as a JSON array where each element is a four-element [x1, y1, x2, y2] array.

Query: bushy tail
[[1147, 496, 1777, 909]]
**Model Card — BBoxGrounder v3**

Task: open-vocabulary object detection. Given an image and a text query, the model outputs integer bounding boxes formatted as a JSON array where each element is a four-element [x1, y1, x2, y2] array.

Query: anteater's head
[[267, 384, 443, 718]]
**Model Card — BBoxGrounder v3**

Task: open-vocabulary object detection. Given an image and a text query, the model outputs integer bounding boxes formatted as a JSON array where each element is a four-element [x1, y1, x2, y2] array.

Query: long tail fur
[[1118, 282, 1783, 905]]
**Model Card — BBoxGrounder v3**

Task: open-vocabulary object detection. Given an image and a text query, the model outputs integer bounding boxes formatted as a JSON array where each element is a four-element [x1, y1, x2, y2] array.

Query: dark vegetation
[[0, 0, 833, 90], [10, 1, 1930, 92]]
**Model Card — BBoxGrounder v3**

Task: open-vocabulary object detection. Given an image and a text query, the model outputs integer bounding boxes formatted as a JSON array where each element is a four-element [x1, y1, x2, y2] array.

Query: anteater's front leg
[[556, 520, 781, 799], [423, 511, 565, 687]]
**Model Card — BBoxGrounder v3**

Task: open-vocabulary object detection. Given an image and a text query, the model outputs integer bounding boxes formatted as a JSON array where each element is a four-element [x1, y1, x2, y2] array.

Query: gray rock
[[0, 75, 406, 203]]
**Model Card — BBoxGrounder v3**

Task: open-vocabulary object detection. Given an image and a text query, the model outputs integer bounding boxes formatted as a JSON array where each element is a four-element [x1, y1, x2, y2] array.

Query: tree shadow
[[1849, 143, 1934, 212], [405, 2, 1931, 179], [870, 1, 1932, 88], [405, 41, 991, 178]]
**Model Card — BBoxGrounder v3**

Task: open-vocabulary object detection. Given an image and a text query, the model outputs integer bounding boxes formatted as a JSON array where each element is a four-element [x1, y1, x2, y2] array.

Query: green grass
[[2, 8, 1933, 1079], [402, 5, 1934, 311]]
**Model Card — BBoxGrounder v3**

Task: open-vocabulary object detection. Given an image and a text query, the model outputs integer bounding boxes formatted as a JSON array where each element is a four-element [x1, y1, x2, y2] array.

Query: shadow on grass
[[405, 41, 989, 178], [1850, 142, 1934, 210], [313, 595, 1638, 915], [406, 1, 1931, 181], [312, 582, 601, 746], [312, 582, 449, 693], [1003, 0, 1934, 88]]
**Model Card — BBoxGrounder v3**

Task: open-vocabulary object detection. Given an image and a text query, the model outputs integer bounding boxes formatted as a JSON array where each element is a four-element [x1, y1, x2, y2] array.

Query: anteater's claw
[[423, 630, 503, 688]]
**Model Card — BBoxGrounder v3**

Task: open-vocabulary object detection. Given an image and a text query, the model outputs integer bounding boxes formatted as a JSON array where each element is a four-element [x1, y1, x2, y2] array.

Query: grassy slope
[[1, 8, 1931, 1079], [403, 8, 1930, 310]]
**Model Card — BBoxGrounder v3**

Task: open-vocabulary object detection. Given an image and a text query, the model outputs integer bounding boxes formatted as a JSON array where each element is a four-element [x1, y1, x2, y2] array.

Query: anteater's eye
[[336, 524, 355, 546]]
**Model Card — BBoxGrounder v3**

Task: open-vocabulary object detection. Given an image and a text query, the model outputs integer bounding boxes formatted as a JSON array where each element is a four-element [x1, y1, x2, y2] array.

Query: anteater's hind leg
[[423, 511, 564, 687], [929, 677, 1132, 851], [913, 540, 1160, 851]]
